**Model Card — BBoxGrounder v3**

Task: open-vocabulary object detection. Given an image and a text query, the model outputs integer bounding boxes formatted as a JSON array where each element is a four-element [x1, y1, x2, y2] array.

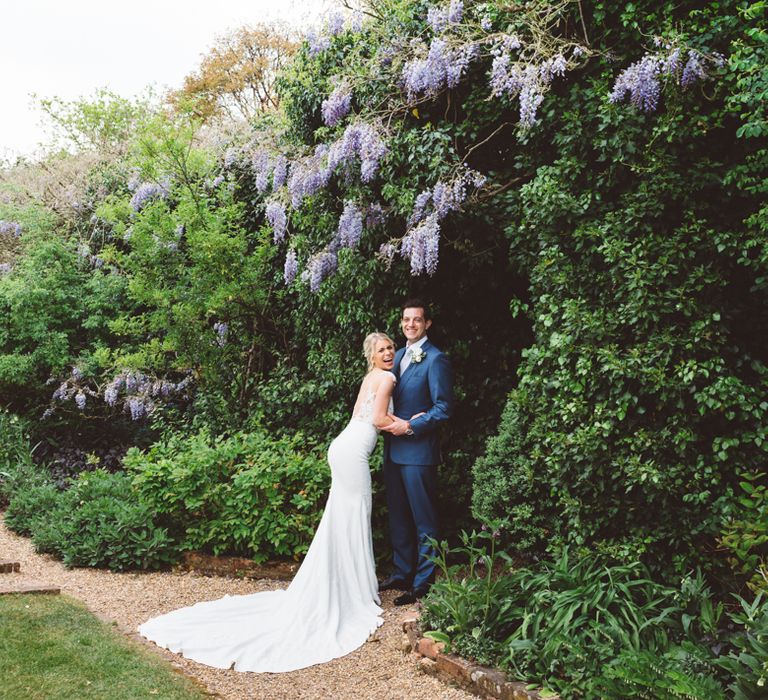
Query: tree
[[171, 24, 299, 123]]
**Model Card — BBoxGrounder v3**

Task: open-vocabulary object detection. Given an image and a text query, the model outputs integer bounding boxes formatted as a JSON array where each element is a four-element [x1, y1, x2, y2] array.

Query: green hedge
[[125, 428, 330, 562]]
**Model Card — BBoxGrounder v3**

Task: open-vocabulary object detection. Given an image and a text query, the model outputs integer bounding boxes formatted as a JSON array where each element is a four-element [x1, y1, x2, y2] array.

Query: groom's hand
[[381, 416, 411, 436]]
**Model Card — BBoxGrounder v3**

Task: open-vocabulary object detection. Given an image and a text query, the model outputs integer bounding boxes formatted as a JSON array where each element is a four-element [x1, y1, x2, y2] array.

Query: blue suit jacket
[[385, 339, 454, 466]]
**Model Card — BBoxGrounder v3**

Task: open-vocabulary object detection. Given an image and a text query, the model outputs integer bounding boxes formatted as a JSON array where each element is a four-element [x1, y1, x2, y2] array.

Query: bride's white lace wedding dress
[[138, 388, 387, 672]]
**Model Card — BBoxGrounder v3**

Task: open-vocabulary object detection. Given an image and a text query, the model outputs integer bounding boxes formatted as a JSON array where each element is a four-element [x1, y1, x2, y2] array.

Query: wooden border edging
[[402, 619, 559, 700]]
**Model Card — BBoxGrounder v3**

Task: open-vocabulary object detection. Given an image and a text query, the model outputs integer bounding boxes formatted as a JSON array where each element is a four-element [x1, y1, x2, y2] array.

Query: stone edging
[[402, 619, 559, 700]]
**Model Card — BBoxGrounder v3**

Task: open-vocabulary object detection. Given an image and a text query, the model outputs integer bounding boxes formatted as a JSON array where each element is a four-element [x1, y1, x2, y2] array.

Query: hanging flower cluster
[[0, 220, 22, 238], [490, 37, 570, 127], [46, 367, 192, 421], [130, 179, 171, 212], [380, 166, 486, 277], [321, 82, 353, 127], [213, 322, 229, 348], [402, 39, 478, 101], [609, 43, 723, 112], [427, 0, 464, 33]]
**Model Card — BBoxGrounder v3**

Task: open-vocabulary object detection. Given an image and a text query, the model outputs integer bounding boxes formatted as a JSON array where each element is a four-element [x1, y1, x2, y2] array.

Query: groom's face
[[401, 307, 431, 344]]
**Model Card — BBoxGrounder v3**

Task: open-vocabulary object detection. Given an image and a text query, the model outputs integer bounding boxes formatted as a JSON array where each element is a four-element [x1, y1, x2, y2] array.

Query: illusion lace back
[[138, 395, 384, 672]]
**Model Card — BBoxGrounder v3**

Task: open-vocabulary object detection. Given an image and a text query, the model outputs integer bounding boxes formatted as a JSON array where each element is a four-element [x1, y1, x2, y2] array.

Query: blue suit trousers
[[383, 459, 439, 590]]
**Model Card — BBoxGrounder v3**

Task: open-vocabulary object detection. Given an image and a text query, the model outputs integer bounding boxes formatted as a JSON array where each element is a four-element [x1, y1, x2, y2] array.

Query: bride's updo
[[363, 332, 394, 371]]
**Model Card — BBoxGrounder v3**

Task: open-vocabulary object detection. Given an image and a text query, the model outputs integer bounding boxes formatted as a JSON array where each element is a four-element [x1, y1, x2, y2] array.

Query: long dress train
[[138, 400, 382, 672]]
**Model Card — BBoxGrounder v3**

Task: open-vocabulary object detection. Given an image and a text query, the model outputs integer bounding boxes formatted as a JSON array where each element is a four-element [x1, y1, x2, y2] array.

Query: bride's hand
[[410, 412, 426, 420]]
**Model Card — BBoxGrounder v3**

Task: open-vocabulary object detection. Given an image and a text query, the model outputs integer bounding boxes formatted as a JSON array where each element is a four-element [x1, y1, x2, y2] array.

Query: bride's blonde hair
[[363, 332, 394, 371]]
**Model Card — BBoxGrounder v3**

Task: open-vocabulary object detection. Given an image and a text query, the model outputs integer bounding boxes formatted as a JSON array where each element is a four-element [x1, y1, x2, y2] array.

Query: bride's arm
[[372, 372, 396, 428]]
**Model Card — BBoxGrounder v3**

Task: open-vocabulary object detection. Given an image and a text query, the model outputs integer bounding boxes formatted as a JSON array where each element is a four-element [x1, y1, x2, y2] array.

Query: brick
[[416, 636, 445, 660], [0, 583, 60, 595], [402, 619, 421, 649], [435, 653, 476, 688], [0, 560, 21, 574]]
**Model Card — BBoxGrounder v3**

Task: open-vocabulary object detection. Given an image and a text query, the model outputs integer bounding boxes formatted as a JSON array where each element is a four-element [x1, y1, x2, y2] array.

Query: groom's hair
[[402, 298, 431, 321]]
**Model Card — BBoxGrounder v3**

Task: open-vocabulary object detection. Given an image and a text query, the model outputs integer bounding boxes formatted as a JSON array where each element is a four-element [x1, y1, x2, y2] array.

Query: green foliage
[[126, 428, 330, 562], [717, 593, 768, 698], [4, 467, 178, 571], [422, 524, 739, 698], [720, 472, 768, 593], [471, 0, 768, 575], [0, 410, 36, 506]]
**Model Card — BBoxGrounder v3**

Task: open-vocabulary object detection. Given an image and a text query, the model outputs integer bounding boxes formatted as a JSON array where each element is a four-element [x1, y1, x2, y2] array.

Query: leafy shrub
[[0, 410, 38, 507], [422, 525, 734, 698], [29, 470, 179, 571], [3, 479, 60, 537], [126, 428, 330, 562], [720, 472, 768, 593], [717, 593, 768, 699], [4, 464, 178, 571]]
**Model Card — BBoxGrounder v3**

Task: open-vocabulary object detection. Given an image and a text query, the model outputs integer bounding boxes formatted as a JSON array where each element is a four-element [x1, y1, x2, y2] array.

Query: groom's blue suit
[[384, 339, 453, 590]]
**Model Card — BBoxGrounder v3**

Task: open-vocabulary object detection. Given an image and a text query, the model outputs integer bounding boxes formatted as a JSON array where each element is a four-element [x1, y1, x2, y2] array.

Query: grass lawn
[[0, 594, 210, 700]]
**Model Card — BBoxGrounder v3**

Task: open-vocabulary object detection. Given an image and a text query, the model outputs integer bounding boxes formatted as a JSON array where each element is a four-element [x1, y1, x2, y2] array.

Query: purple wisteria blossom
[[489, 38, 558, 128], [287, 145, 332, 208], [349, 8, 364, 32], [98, 369, 192, 420], [306, 28, 331, 56], [427, 0, 462, 32], [540, 54, 567, 84], [325, 10, 345, 36], [104, 384, 119, 406], [284, 248, 298, 285], [409, 167, 486, 226], [681, 51, 707, 88], [0, 221, 21, 237], [378, 242, 397, 269], [322, 83, 353, 127], [252, 150, 271, 193], [609, 53, 662, 111], [365, 203, 386, 228], [0, 263, 11, 275], [213, 322, 228, 347], [130, 180, 170, 211], [610, 46, 716, 112], [402, 39, 477, 100], [336, 201, 363, 249], [272, 155, 288, 189], [266, 200, 288, 243], [127, 396, 146, 421], [448, 0, 463, 23], [75, 392, 86, 410], [303, 250, 338, 292], [427, 6, 448, 33], [223, 148, 238, 169], [401, 214, 441, 275], [327, 122, 388, 183], [480, 15, 492, 31]]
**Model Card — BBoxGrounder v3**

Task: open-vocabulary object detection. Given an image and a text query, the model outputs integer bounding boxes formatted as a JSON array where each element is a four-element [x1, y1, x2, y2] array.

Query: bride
[[139, 332, 397, 672]]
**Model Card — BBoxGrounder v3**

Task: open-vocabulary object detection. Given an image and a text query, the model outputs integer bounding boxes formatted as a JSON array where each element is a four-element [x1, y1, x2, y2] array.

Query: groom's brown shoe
[[393, 587, 429, 606], [378, 575, 410, 592]]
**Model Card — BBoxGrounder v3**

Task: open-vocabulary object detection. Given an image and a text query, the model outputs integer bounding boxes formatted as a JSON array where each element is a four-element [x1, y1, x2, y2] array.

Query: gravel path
[[0, 515, 475, 700]]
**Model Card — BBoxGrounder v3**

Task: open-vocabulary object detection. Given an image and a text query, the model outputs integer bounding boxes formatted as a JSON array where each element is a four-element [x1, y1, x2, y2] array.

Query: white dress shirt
[[399, 335, 428, 375]]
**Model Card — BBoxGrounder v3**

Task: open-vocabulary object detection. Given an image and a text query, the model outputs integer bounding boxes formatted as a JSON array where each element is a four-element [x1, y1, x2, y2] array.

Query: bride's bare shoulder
[[373, 368, 396, 384]]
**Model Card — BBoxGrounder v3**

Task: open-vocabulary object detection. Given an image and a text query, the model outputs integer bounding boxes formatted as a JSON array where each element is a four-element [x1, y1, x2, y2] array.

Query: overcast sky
[[1, 0, 332, 160]]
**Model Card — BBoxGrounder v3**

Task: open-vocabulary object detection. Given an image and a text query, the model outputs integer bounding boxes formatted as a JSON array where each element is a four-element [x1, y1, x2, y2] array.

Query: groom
[[380, 299, 454, 605]]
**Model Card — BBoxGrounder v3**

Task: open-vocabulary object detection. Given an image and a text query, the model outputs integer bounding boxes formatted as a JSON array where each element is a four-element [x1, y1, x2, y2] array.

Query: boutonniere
[[411, 347, 426, 363]]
